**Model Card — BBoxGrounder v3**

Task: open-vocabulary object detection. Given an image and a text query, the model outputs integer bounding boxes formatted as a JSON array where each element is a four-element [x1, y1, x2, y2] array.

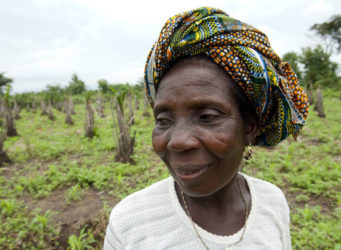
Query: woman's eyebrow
[[187, 97, 232, 111], [153, 98, 231, 115], [153, 103, 170, 116]]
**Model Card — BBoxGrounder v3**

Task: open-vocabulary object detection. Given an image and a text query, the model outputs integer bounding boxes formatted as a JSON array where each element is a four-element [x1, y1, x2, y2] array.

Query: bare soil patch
[[333, 155, 341, 162], [1, 166, 16, 180], [0, 162, 26, 180], [284, 190, 336, 215], [308, 138, 323, 146], [25, 188, 116, 249]]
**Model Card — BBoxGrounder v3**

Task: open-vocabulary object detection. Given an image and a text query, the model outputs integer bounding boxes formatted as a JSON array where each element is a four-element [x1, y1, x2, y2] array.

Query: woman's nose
[[167, 122, 200, 152]]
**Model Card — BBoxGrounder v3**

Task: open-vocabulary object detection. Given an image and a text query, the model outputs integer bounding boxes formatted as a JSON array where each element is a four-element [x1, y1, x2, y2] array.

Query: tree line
[[0, 72, 147, 166], [282, 15, 340, 118], [282, 14, 341, 90], [0, 14, 339, 165]]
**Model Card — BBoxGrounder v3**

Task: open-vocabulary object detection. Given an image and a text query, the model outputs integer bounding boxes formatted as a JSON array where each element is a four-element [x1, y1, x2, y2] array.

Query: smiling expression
[[152, 57, 252, 197]]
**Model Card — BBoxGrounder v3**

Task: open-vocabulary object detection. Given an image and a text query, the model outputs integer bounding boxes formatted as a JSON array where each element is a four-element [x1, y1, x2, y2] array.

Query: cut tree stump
[[314, 88, 325, 118]]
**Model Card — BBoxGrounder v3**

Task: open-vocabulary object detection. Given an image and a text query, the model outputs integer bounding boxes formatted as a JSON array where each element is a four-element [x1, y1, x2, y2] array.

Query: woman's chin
[[175, 179, 220, 198]]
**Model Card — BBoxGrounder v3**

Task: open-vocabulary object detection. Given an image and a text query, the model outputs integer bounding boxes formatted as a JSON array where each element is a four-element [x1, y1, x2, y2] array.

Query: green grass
[[1, 94, 340, 249], [0, 200, 58, 249], [243, 93, 341, 248]]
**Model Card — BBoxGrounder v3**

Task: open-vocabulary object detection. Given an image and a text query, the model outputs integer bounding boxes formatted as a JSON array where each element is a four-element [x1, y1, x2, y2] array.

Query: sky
[[1, 0, 340, 93]]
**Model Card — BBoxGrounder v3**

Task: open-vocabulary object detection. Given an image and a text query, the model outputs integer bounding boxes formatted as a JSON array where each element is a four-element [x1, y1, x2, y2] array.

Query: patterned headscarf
[[144, 7, 309, 146]]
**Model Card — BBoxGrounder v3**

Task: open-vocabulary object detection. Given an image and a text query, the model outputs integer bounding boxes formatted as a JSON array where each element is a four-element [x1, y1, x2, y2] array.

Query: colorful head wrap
[[144, 7, 309, 146]]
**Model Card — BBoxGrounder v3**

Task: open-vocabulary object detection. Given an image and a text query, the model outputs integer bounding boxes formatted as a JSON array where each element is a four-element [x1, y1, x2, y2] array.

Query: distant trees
[[300, 46, 339, 90], [97, 79, 110, 94], [310, 15, 341, 55], [46, 84, 64, 95], [14, 92, 35, 109], [0, 73, 13, 94], [282, 15, 341, 91], [66, 73, 86, 95], [45, 84, 64, 103], [0, 72, 142, 165], [280, 15, 341, 119], [283, 46, 339, 90], [43, 74, 86, 97]]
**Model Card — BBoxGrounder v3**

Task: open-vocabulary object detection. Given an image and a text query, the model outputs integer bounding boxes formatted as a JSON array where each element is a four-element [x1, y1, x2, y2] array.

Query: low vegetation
[[0, 13, 340, 249], [0, 87, 340, 249]]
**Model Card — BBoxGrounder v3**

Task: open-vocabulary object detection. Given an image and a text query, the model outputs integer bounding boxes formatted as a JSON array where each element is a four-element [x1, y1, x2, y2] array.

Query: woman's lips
[[174, 165, 211, 181]]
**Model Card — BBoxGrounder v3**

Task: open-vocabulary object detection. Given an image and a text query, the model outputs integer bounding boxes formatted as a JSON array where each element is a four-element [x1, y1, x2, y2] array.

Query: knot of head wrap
[[144, 7, 309, 146]]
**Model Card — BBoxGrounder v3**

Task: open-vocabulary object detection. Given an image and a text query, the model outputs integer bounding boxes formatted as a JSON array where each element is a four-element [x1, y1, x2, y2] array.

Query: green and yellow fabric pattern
[[144, 7, 309, 146]]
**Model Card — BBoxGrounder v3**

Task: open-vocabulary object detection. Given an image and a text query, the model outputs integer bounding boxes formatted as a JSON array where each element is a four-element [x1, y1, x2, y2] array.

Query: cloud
[[1, 0, 341, 93], [304, 0, 333, 14]]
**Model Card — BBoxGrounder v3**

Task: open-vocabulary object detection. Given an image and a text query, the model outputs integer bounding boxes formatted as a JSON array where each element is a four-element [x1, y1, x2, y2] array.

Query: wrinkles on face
[[152, 57, 247, 197]]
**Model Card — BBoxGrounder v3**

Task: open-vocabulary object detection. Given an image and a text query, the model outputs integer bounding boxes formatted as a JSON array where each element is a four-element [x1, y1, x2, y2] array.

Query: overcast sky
[[1, 0, 340, 93]]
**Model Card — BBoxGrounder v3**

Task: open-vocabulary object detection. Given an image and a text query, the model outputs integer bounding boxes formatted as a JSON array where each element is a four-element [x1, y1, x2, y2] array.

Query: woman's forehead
[[154, 57, 238, 113], [157, 57, 233, 94]]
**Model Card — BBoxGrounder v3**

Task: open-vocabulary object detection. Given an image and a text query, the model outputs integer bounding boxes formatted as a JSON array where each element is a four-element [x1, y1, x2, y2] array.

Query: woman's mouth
[[175, 165, 210, 181]]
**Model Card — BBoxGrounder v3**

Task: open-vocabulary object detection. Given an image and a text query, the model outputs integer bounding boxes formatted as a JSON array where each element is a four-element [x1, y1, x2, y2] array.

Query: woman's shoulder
[[105, 177, 177, 248], [109, 177, 172, 222], [242, 174, 291, 248], [243, 173, 289, 208]]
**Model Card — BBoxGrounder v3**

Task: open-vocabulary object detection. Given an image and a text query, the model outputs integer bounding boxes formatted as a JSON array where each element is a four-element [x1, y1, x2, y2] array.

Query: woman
[[104, 7, 309, 249]]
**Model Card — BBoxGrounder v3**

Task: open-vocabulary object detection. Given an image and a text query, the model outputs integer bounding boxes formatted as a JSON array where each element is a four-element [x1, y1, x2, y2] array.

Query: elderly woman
[[104, 7, 309, 250]]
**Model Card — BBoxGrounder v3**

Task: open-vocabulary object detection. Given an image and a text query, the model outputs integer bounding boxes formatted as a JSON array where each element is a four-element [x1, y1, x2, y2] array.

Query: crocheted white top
[[104, 174, 291, 250]]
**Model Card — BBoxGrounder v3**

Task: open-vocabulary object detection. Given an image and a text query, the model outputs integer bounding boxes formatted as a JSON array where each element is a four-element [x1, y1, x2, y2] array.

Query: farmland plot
[[0, 91, 340, 249]]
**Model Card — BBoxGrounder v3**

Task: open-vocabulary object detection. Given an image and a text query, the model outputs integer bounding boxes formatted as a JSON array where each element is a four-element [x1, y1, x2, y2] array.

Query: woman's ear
[[245, 118, 259, 145]]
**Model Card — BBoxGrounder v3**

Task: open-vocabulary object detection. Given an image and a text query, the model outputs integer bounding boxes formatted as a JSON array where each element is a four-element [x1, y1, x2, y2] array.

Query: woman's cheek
[[152, 128, 168, 158], [206, 132, 232, 155], [199, 126, 242, 157]]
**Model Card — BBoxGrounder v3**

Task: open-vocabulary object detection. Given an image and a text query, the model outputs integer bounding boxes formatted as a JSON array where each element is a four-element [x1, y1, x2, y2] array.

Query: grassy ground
[[0, 92, 340, 249]]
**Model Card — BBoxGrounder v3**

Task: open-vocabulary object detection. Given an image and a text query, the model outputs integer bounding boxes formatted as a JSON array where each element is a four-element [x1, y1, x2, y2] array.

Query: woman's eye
[[199, 114, 219, 122], [155, 118, 171, 127]]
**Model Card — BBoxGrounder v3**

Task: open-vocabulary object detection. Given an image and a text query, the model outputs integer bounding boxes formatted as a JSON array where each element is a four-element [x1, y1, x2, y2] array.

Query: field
[[1, 90, 340, 249]]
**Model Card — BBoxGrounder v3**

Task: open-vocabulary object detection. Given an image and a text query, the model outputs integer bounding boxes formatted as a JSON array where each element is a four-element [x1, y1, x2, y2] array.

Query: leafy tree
[[299, 45, 339, 89], [45, 84, 64, 104], [0, 73, 13, 94], [66, 74, 86, 95], [46, 84, 64, 95], [282, 52, 302, 81], [98, 79, 110, 94], [14, 92, 35, 108], [310, 15, 341, 55]]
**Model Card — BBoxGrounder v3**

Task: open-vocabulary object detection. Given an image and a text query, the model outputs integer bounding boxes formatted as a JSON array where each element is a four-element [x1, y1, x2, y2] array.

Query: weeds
[[291, 205, 340, 249], [0, 91, 340, 249], [0, 199, 17, 216], [66, 184, 84, 204], [67, 226, 95, 250], [0, 203, 58, 249]]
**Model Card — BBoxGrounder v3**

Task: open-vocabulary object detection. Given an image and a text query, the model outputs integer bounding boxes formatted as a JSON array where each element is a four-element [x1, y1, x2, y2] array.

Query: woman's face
[[152, 58, 250, 197]]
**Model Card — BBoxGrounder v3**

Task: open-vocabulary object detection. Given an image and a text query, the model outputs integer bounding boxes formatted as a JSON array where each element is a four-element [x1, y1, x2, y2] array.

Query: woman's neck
[[177, 174, 240, 210], [176, 173, 249, 236]]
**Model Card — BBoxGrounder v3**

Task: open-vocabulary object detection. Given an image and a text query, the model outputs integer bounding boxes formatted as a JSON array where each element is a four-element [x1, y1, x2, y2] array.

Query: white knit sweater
[[104, 174, 291, 250]]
